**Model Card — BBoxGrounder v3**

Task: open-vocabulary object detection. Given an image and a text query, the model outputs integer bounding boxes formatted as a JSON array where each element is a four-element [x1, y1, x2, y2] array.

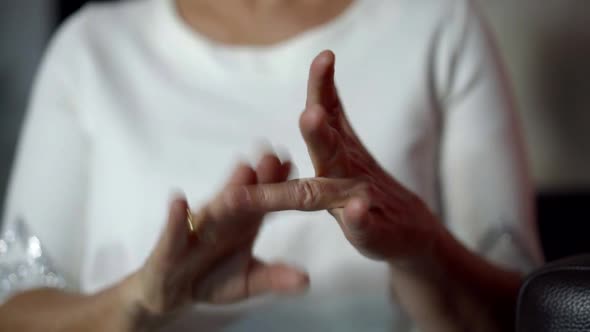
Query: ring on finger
[[186, 208, 216, 244]]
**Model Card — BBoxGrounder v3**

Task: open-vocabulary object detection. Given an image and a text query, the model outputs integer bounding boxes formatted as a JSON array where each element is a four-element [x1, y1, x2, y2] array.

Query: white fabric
[[2, 0, 542, 330]]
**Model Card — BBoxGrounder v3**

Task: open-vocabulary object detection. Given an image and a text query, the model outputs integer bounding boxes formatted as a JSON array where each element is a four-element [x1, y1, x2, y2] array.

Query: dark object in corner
[[537, 191, 590, 262], [517, 254, 590, 332]]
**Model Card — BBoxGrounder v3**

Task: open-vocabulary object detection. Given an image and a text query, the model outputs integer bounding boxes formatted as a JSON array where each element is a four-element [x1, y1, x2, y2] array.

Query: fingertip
[[256, 153, 284, 184], [234, 157, 252, 172], [307, 50, 339, 109], [285, 273, 311, 294], [166, 193, 190, 238], [322, 49, 336, 60], [168, 189, 183, 200], [256, 153, 281, 170], [283, 271, 310, 290], [312, 50, 335, 69], [234, 162, 254, 173], [228, 162, 258, 186], [272, 265, 310, 294], [168, 192, 188, 211], [309, 51, 335, 86], [232, 153, 252, 168]]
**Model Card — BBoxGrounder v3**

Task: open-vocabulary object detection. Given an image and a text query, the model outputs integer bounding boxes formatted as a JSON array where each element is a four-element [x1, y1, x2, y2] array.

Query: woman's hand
[[218, 51, 443, 264], [297, 50, 442, 262], [290, 51, 522, 332], [132, 154, 310, 320]]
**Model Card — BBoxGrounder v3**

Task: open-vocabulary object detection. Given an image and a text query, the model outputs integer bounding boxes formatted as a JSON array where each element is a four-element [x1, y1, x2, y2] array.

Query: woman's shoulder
[[386, 0, 482, 52], [50, 0, 157, 55], [393, 0, 487, 51], [392, 0, 479, 28], [39, 0, 163, 90]]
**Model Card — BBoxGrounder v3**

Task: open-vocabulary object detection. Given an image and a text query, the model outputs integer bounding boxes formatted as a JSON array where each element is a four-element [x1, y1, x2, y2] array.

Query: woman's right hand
[[128, 153, 310, 321]]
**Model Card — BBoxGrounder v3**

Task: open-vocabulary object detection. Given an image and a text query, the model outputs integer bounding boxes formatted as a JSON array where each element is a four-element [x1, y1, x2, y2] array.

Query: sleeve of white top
[[1, 13, 90, 289], [435, 0, 544, 272]]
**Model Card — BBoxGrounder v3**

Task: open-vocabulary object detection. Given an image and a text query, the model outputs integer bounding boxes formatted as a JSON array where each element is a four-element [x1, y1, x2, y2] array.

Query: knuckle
[[296, 180, 320, 208]]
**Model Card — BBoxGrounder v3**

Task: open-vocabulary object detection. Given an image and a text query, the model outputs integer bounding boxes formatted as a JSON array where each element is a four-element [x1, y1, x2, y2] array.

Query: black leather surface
[[517, 255, 590, 332]]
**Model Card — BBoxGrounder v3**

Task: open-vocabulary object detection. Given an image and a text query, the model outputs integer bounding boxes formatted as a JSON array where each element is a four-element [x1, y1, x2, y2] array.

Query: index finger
[[220, 178, 357, 215]]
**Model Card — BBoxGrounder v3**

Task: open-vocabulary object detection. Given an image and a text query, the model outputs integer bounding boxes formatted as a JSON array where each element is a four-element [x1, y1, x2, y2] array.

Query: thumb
[[198, 257, 310, 304], [299, 104, 348, 177], [152, 194, 191, 267], [306, 50, 340, 111], [245, 261, 310, 297], [302, 50, 350, 177]]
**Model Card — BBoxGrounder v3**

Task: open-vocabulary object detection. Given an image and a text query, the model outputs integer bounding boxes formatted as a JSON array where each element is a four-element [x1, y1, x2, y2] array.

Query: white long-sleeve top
[[2, 0, 542, 330]]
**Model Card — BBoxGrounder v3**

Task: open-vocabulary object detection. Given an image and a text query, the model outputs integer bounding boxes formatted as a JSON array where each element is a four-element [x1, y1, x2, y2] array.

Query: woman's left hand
[[296, 50, 443, 262], [230, 51, 445, 263], [219, 50, 520, 332]]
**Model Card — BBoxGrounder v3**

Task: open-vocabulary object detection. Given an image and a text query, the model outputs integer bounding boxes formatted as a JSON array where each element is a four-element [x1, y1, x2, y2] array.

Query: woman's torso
[[70, 0, 453, 330]]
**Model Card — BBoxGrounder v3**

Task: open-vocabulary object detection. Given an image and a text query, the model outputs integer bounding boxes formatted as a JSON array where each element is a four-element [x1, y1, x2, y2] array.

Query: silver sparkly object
[[0, 218, 67, 303]]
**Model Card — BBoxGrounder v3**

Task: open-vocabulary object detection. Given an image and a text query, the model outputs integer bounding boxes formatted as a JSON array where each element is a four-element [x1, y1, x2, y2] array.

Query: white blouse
[[1, 0, 542, 330]]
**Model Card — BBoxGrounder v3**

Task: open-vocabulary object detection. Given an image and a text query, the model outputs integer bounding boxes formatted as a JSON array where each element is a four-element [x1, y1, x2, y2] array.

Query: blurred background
[[1, 0, 588, 261]]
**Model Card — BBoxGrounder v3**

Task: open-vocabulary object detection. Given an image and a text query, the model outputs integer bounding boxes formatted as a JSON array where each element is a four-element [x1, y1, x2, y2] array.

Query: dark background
[[1, 0, 589, 262]]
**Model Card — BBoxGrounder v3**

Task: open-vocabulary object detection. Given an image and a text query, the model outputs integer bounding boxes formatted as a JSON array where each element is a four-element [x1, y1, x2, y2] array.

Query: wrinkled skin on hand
[[297, 50, 441, 261], [133, 50, 441, 319], [138, 154, 309, 315]]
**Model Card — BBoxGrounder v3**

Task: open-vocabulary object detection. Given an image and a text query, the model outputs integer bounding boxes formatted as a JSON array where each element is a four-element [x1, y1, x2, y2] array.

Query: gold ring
[[186, 208, 217, 244], [186, 208, 196, 233]]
